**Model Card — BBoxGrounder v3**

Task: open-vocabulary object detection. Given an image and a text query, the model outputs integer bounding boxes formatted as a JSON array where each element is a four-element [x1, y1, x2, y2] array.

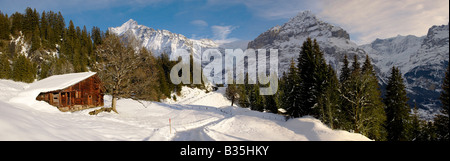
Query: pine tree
[[318, 65, 340, 129], [0, 12, 11, 40], [338, 55, 353, 130], [31, 27, 41, 52], [226, 83, 239, 106], [40, 11, 48, 41], [362, 55, 375, 75], [339, 54, 351, 83], [276, 72, 287, 112], [434, 66, 449, 141], [252, 85, 264, 112], [12, 55, 36, 83], [265, 94, 278, 113], [339, 55, 387, 140], [10, 12, 24, 35], [237, 73, 250, 108], [351, 54, 360, 74], [384, 66, 410, 141], [410, 102, 424, 141], [297, 38, 328, 117], [360, 55, 386, 141], [285, 59, 301, 117], [129, 47, 160, 101], [0, 54, 11, 79]]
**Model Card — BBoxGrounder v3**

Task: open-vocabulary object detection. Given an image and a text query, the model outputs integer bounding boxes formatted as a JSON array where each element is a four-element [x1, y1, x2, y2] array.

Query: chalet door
[[67, 92, 71, 106], [61, 92, 67, 106], [52, 93, 59, 106]]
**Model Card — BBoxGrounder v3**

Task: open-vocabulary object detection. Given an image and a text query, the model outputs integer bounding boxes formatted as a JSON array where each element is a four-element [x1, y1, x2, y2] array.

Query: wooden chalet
[[35, 72, 104, 112]]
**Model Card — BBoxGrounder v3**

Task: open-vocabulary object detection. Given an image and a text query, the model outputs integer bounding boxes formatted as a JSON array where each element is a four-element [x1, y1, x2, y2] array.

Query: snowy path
[[0, 80, 370, 141]]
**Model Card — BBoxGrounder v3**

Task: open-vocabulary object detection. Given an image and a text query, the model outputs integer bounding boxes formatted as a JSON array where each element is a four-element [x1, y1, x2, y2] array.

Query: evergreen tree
[[0, 12, 11, 40], [318, 65, 339, 129], [339, 55, 387, 140], [265, 94, 278, 113], [434, 66, 449, 141], [339, 54, 350, 83], [262, 74, 279, 113], [384, 66, 410, 141], [226, 82, 239, 106], [251, 85, 264, 112], [0, 54, 11, 79], [351, 54, 360, 74], [157, 53, 181, 97], [40, 11, 48, 41], [410, 102, 424, 141], [237, 73, 250, 108], [12, 55, 36, 83], [318, 65, 340, 129], [285, 59, 301, 117], [276, 72, 287, 111], [361, 55, 386, 141], [362, 55, 375, 75], [297, 38, 328, 117], [338, 55, 353, 130], [31, 27, 41, 52], [10, 12, 24, 35], [129, 47, 160, 101]]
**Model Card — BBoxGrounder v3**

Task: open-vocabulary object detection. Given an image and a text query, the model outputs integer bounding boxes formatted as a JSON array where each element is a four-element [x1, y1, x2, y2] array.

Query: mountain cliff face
[[108, 19, 219, 58], [361, 24, 449, 119], [247, 11, 366, 75]]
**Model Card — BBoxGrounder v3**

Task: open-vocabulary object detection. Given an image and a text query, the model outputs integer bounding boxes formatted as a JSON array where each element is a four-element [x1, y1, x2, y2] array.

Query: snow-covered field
[[0, 79, 370, 141]]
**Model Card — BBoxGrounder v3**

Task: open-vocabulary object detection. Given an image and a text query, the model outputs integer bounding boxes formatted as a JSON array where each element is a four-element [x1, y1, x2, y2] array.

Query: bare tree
[[94, 34, 140, 113]]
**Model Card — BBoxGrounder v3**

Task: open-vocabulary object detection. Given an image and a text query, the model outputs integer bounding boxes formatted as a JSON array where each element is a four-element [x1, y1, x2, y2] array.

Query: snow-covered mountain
[[247, 11, 367, 75], [108, 19, 219, 57], [360, 24, 449, 118], [248, 11, 448, 119]]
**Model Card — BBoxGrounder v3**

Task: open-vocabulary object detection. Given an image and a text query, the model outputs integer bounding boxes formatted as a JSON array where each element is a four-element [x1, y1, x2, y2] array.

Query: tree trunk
[[112, 96, 118, 113], [231, 96, 234, 106]]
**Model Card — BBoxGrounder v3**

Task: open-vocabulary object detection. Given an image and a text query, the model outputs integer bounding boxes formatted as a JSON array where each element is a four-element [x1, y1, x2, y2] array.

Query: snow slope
[[0, 80, 370, 141]]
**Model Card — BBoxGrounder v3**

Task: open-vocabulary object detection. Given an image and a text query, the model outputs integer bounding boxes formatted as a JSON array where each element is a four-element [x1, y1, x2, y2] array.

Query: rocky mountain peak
[[247, 11, 363, 77], [422, 23, 449, 49]]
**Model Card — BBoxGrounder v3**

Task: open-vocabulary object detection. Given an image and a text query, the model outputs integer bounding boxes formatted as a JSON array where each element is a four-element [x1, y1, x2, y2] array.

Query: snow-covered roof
[[9, 72, 97, 106], [27, 72, 97, 93]]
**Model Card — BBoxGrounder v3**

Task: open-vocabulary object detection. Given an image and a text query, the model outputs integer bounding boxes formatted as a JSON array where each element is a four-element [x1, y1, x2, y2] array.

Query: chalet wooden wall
[[36, 74, 104, 112]]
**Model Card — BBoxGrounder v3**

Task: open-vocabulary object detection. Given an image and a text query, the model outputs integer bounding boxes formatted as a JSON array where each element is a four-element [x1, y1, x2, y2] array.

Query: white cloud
[[190, 20, 208, 27], [316, 0, 449, 44], [211, 25, 237, 40]]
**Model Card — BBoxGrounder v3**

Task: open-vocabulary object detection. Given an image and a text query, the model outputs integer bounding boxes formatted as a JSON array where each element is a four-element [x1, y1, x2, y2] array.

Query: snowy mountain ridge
[[360, 24, 449, 118], [108, 19, 219, 57]]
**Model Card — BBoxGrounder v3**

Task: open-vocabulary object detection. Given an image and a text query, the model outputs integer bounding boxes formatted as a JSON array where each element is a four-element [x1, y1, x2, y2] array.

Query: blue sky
[[1, 0, 448, 44]]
